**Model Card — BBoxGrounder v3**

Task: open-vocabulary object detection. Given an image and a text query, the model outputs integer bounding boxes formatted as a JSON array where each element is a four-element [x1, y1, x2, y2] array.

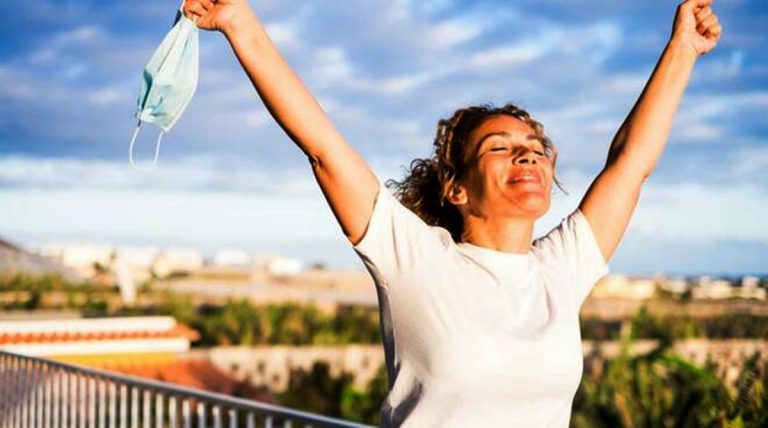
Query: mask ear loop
[[129, 121, 165, 171]]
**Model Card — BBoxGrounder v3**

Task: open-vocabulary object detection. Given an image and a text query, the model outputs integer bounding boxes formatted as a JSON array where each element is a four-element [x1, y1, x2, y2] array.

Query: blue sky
[[1, 0, 766, 275]]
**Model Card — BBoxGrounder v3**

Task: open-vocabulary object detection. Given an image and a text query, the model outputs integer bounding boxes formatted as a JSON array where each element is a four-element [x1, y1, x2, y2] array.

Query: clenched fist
[[671, 0, 723, 56], [182, 0, 256, 36]]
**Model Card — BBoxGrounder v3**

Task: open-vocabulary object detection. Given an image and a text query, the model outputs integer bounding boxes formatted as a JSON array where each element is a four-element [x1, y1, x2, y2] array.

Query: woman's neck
[[459, 214, 534, 254]]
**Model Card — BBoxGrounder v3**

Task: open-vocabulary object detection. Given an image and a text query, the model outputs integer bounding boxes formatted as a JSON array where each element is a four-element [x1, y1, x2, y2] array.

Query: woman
[[183, 0, 722, 426]]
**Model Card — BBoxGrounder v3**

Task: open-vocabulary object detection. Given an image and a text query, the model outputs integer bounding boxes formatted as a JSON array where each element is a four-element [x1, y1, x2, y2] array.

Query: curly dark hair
[[386, 102, 565, 243]]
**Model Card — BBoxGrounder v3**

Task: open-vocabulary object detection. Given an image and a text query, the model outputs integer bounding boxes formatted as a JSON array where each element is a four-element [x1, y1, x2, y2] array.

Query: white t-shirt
[[352, 178, 610, 427]]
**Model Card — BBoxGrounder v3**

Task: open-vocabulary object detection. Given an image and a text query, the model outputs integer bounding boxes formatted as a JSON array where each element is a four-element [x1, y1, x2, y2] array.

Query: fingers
[[698, 14, 718, 29], [183, 0, 208, 20], [705, 22, 723, 41], [681, 0, 713, 10], [695, 6, 713, 22], [696, 11, 720, 38]]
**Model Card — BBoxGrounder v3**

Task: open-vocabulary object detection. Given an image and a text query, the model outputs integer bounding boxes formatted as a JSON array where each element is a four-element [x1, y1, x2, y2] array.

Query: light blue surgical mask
[[130, 10, 199, 170]]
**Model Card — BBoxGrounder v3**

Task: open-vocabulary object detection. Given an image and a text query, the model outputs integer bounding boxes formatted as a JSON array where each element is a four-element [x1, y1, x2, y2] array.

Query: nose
[[513, 148, 538, 165]]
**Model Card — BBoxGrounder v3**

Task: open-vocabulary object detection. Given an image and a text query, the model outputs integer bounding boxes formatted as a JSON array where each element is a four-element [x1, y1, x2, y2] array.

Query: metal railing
[[0, 350, 371, 428]]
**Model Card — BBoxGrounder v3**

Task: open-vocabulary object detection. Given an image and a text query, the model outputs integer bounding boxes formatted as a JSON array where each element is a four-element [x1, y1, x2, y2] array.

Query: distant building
[[657, 276, 690, 295], [0, 314, 275, 403], [114, 246, 159, 271], [153, 247, 204, 277], [692, 276, 766, 300], [0, 316, 197, 358], [0, 237, 79, 280], [213, 249, 252, 267], [256, 256, 303, 276], [48, 243, 114, 277], [741, 275, 760, 289], [590, 274, 657, 300]]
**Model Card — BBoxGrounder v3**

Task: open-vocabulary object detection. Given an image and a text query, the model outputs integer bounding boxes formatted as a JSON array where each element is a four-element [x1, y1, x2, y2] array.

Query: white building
[[0, 316, 197, 357], [213, 249, 252, 267], [153, 248, 205, 277], [55, 243, 114, 277], [741, 275, 760, 289], [589, 274, 657, 300], [692, 276, 766, 300], [114, 246, 160, 270], [658, 276, 690, 295], [256, 256, 303, 276]]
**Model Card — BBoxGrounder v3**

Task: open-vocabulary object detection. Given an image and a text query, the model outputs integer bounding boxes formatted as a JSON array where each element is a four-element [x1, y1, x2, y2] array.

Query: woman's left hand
[[670, 0, 723, 56]]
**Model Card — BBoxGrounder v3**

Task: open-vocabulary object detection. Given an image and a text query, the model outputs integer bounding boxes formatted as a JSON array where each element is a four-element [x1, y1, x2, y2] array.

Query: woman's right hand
[[182, 0, 256, 36]]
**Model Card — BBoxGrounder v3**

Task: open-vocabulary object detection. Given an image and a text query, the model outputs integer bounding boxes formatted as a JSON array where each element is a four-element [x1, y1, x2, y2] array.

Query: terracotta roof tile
[[0, 324, 199, 344]]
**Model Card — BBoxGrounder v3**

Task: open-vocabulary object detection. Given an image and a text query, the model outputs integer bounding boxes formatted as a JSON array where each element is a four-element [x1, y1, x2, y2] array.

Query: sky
[[1, 0, 766, 276]]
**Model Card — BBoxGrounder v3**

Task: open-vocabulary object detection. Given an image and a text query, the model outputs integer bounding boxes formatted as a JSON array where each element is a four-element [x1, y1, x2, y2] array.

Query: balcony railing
[[0, 350, 371, 428]]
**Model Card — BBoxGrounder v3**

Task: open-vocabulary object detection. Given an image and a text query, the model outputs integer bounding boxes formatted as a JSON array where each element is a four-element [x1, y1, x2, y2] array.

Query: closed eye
[[490, 148, 545, 156]]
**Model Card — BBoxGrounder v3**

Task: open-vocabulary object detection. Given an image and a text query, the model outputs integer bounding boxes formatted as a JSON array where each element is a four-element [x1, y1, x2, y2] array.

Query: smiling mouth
[[508, 177, 539, 184], [507, 173, 541, 185]]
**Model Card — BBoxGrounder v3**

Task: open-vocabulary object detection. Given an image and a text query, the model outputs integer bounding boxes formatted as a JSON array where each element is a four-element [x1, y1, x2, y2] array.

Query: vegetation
[[277, 361, 387, 424], [572, 341, 768, 427], [581, 304, 768, 342], [137, 296, 382, 346], [4, 272, 768, 426]]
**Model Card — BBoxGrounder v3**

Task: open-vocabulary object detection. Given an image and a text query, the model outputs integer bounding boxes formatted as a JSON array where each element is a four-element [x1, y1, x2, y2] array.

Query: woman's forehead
[[470, 115, 537, 144]]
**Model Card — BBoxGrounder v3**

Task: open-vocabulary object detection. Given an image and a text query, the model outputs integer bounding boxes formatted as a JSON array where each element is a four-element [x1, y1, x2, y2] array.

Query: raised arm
[[579, 0, 722, 262], [183, 0, 378, 245]]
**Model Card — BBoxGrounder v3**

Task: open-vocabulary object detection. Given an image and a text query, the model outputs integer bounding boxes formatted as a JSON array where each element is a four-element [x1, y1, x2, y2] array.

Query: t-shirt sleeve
[[351, 175, 451, 287], [533, 208, 610, 307]]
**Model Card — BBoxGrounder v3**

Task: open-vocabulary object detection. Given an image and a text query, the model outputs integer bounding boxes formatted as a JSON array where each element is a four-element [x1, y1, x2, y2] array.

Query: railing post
[[98, 377, 107, 428], [21, 357, 32, 428], [155, 392, 164, 427], [131, 386, 140, 428], [61, 368, 69, 428], [0, 352, 7, 428], [0, 352, 371, 428], [88, 375, 96, 428], [44, 364, 53, 428], [212, 404, 222, 428], [170, 395, 178, 428], [229, 408, 238, 428], [143, 390, 152, 428], [196, 401, 206, 428], [120, 384, 128, 426], [33, 360, 41, 428], [0, 353, 6, 428], [182, 398, 192, 428], [109, 381, 117, 428], [70, 369, 79, 428], [52, 367, 60, 428], [79, 371, 87, 428]]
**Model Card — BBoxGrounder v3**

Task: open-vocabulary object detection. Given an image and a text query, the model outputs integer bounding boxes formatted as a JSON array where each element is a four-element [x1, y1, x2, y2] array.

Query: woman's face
[[451, 114, 554, 221]]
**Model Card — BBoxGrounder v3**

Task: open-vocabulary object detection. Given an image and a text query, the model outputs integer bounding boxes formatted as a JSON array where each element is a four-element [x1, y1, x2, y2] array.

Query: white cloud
[[244, 110, 272, 129], [729, 145, 768, 179], [53, 25, 103, 45], [674, 122, 724, 142], [673, 90, 768, 144], [2, 0, 766, 274], [465, 20, 621, 71], [425, 19, 484, 49], [2, 161, 765, 273], [0, 155, 317, 196], [469, 41, 552, 69], [264, 21, 300, 47], [635, 181, 768, 242]]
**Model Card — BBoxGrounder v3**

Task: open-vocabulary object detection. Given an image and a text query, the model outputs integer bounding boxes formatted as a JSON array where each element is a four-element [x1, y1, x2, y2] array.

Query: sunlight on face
[[458, 115, 555, 220]]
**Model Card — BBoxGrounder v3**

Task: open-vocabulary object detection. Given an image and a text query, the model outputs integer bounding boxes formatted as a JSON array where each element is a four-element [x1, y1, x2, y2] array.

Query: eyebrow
[[476, 131, 544, 151]]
